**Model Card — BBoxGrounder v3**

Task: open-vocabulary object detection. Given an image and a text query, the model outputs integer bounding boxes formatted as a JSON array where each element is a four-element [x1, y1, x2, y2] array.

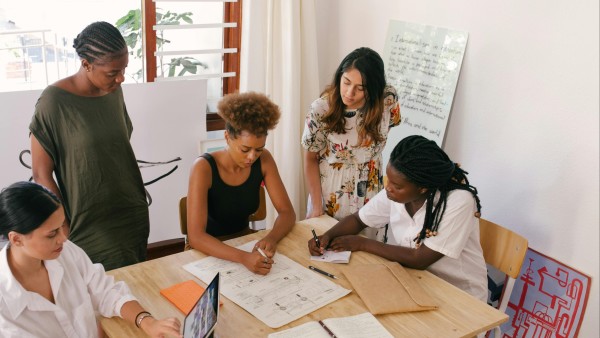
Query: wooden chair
[[179, 185, 267, 245], [479, 218, 528, 338]]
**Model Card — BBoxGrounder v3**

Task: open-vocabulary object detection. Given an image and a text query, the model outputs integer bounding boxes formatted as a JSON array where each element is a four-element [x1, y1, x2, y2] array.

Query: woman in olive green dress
[[29, 21, 149, 270]]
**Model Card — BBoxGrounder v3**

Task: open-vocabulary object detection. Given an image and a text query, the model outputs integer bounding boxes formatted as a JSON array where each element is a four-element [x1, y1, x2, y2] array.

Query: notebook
[[310, 250, 351, 263], [267, 312, 393, 338], [182, 272, 220, 338], [160, 280, 207, 314]]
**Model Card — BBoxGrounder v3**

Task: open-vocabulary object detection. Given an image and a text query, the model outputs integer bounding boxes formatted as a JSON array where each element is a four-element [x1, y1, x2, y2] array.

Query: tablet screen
[[183, 272, 220, 338]]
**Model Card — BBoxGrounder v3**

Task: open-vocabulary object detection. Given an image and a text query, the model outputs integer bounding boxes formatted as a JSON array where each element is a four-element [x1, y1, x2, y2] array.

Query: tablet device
[[183, 272, 220, 338]]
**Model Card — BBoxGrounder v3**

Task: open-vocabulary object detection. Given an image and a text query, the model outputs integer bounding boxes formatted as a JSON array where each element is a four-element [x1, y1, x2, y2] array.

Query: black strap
[[19, 149, 179, 206], [143, 165, 178, 186], [19, 150, 33, 181], [137, 157, 181, 168]]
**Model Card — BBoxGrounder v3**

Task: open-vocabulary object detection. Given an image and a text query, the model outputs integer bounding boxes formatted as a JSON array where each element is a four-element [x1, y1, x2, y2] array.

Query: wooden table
[[101, 215, 507, 337]]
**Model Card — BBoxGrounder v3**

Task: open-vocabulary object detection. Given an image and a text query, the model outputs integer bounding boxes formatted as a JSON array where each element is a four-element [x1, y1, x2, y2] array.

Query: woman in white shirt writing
[[0, 181, 182, 338], [308, 135, 488, 302]]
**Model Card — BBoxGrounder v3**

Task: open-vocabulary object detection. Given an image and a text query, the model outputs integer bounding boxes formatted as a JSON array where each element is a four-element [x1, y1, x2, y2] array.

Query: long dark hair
[[0, 181, 61, 237], [321, 47, 387, 144], [389, 135, 481, 246]]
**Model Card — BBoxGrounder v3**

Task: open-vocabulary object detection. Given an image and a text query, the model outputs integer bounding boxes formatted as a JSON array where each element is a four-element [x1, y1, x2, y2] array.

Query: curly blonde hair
[[217, 92, 281, 137]]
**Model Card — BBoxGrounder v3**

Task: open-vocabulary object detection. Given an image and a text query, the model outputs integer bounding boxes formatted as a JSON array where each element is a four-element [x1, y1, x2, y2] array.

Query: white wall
[[313, 0, 598, 335], [0, 80, 207, 244]]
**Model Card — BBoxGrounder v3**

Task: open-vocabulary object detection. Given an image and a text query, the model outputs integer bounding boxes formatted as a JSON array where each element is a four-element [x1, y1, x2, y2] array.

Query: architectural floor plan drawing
[[183, 240, 351, 328]]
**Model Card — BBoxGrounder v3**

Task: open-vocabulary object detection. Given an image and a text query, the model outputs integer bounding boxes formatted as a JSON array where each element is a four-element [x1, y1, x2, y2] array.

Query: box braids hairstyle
[[389, 135, 481, 247], [73, 21, 127, 63]]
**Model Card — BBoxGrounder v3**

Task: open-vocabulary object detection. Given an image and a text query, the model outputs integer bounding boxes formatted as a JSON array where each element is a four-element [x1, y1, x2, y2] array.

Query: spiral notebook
[[268, 312, 392, 338]]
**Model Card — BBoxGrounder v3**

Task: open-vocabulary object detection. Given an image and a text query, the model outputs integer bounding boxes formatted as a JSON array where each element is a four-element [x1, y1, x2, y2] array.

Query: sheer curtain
[[240, 0, 320, 227]]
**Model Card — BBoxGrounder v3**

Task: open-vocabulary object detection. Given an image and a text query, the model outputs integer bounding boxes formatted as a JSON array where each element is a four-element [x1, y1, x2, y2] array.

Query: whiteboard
[[381, 20, 468, 167], [0, 80, 207, 243]]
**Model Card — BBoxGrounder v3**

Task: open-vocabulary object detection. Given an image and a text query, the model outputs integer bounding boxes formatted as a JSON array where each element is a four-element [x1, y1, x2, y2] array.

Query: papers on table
[[183, 240, 351, 328], [268, 312, 393, 338], [310, 250, 351, 264]]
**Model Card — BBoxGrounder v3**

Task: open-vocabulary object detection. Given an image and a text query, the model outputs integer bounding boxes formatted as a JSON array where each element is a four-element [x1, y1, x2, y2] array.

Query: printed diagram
[[183, 240, 351, 328], [501, 248, 590, 338]]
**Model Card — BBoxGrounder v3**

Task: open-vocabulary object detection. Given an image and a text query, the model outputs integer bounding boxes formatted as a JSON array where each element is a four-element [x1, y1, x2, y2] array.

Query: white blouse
[[358, 189, 488, 302], [0, 240, 136, 338]]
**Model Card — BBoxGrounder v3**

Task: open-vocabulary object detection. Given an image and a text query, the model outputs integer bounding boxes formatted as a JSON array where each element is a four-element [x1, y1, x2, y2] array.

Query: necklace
[[344, 110, 357, 118]]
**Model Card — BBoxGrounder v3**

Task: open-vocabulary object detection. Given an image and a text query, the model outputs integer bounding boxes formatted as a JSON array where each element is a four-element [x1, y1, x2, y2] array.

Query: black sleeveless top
[[201, 153, 263, 237]]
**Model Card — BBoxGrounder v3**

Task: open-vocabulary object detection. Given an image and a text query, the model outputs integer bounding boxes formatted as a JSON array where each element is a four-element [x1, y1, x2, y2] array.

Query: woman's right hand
[[308, 234, 331, 256], [242, 251, 274, 275], [140, 316, 182, 338]]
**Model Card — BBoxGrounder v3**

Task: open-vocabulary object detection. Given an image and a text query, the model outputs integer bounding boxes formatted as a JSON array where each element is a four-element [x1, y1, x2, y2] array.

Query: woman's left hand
[[328, 235, 365, 252], [254, 238, 277, 257]]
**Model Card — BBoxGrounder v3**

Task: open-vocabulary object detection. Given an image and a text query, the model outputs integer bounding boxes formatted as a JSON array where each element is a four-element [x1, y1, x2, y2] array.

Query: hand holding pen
[[244, 244, 274, 275], [309, 228, 329, 256]]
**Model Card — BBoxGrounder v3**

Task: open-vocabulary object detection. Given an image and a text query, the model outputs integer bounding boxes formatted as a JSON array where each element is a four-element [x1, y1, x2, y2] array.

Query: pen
[[257, 247, 274, 263], [318, 320, 337, 338], [309, 265, 337, 279], [311, 228, 321, 248]]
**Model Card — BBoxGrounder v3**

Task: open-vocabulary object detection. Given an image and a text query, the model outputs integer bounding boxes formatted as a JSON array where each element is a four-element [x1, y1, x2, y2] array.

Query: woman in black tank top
[[186, 92, 296, 275]]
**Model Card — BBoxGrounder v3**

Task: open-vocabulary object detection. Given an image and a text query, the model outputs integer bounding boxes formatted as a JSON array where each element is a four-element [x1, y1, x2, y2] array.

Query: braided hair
[[389, 135, 481, 247], [73, 21, 127, 64]]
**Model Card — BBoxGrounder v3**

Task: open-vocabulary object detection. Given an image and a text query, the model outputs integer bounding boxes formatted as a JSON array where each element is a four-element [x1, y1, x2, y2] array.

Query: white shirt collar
[[0, 243, 65, 320]]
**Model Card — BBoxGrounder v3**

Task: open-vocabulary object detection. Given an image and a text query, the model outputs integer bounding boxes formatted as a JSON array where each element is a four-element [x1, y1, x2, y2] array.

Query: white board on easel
[[381, 20, 468, 167]]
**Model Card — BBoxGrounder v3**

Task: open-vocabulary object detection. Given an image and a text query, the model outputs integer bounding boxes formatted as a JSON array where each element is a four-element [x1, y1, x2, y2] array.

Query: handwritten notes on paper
[[381, 20, 468, 166], [310, 250, 351, 264], [183, 240, 351, 328]]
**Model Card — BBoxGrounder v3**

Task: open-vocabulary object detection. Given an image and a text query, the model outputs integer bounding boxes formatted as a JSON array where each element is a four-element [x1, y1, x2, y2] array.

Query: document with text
[[310, 250, 351, 264], [268, 312, 393, 338], [183, 240, 351, 328]]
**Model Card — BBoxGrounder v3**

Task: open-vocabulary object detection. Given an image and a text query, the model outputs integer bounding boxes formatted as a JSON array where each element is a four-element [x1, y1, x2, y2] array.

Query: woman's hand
[[254, 238, 278, 256], [140, 316, 182, 338], [242, 250, 274, 275], [328, 235, 366, 252], [308, 234, 331, 256]]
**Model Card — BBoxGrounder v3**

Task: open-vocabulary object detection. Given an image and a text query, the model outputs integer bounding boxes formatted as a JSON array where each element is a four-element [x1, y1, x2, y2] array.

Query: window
[[0, 0, 242, 130], [0, 0, 141, 91], [143, 0, 241, 130]]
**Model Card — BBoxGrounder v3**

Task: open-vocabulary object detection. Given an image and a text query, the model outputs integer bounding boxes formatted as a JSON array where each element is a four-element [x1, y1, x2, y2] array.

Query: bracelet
[[135, 311, 152, 328]]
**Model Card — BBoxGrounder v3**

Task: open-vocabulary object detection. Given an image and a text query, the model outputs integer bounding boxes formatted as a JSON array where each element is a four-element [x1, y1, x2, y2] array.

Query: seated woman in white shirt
[[0, 181, 182, 338], [308, 135, 488, 302]]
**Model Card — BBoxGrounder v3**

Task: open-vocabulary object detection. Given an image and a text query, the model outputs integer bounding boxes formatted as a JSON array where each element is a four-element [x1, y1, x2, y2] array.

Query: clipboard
[[342, 262, 438, 315]]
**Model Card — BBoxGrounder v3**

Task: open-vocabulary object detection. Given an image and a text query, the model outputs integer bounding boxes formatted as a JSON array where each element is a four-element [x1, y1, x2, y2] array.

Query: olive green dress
[[29, 86, 149, 270]]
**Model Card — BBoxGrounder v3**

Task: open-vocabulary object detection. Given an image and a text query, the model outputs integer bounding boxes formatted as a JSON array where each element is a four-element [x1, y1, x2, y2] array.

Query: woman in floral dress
[[302, 47, 401, 235]]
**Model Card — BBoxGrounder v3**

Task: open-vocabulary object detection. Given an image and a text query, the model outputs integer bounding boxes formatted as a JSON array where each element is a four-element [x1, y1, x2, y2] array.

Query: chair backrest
[[179, 196, 188, 235], [479, 218, 528, 279], [479, 218, 528, 338], [248, 185, 267, 222], [178, 185, 267, 236]]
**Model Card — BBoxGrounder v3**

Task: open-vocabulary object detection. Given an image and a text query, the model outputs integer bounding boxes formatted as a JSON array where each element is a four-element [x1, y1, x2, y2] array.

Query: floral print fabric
[[301, 85, 401, 220]]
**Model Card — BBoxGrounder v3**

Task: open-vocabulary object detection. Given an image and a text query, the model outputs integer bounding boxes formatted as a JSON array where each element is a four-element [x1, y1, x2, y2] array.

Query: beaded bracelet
[[135, 311, 152, 328]]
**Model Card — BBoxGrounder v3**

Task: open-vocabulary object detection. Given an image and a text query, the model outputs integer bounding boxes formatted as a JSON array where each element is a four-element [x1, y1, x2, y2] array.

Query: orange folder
[[160, 280, 207, 314]]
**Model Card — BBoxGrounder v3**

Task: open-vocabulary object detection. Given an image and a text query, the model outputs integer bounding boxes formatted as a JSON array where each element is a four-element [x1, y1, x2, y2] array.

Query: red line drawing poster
[[501, 248, 591, 337]]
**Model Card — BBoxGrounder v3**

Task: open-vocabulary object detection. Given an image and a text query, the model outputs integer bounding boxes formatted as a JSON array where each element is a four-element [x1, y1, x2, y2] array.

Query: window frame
[[142, 0, 242, 131]]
